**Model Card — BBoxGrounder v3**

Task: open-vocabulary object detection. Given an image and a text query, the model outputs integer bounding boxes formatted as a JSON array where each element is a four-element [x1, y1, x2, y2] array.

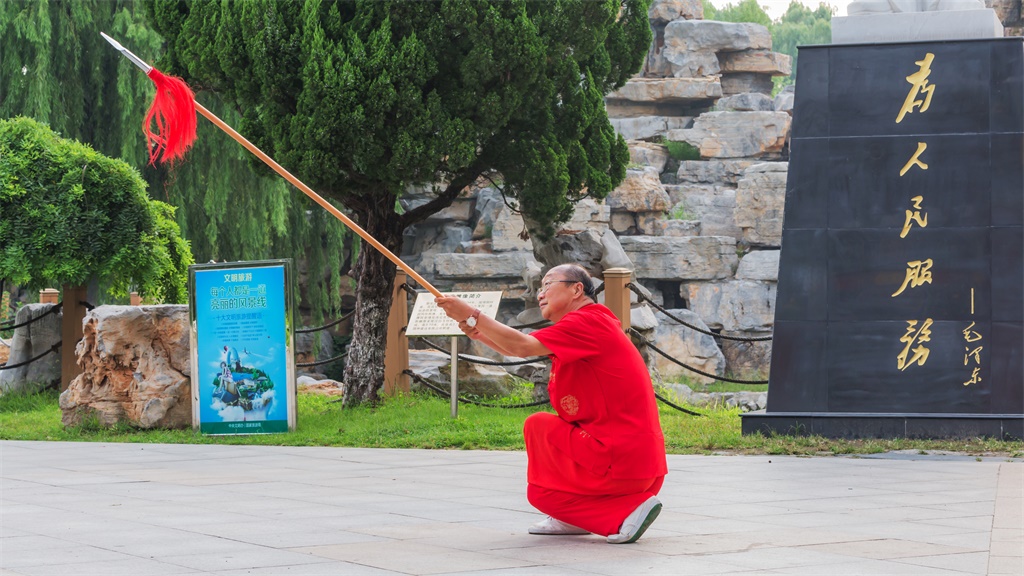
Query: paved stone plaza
[[1, 441, 1021, 575]]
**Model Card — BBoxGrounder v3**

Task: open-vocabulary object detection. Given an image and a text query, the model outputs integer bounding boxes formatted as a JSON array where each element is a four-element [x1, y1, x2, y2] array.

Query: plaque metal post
[[450, 336, 458, 418]]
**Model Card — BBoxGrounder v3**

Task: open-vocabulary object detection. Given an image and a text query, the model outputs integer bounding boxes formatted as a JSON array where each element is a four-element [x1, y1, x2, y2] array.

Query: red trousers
[[524, 412, 664, 536]]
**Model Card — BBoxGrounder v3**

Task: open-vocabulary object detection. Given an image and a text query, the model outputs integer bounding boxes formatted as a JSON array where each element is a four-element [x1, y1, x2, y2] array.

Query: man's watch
[[465, 309, 482, 328]]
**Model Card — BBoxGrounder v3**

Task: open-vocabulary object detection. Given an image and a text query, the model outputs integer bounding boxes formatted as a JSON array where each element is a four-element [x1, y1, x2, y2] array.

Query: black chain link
[[296, 310, 355, 334], [626, 283, 773, 343], [0, 302, 62, 331], [508, 318, 552, 330], [654, 391, 704, 416], [629, 328, 769, 385], [0, 342, 61, 371], [416, 337, 549, 366], [296, 351, 348, 368], [403, 370, 550, 408]]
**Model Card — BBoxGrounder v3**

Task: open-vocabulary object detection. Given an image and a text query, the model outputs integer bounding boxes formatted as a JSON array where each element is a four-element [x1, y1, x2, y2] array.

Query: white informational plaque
[[405, 291, 503, 336]]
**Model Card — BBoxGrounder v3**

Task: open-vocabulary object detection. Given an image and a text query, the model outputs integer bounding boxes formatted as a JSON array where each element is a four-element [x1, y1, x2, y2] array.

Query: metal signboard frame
[[189, 259, 296, 434]]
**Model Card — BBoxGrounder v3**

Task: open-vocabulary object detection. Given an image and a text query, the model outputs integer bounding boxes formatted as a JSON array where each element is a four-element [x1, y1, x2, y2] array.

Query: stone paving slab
[[0, 441, 1021, 576]]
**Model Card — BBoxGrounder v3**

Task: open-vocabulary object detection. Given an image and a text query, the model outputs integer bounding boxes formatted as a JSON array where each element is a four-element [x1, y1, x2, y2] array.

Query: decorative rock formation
[[0, 304, 61, 394], [60, 306, 191, 429]]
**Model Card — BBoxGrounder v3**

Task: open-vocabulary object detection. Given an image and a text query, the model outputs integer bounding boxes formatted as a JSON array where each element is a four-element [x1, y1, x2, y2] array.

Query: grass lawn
[[2, 388, 1021, 457]]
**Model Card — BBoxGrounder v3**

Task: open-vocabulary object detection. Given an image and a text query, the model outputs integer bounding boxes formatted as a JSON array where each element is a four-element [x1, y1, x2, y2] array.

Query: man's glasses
[[539, 280, 580, 294]]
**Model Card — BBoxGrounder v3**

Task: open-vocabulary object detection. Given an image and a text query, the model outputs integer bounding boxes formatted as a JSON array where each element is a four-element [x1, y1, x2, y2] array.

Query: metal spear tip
[[99, 31, 152, 74], [99, 31, 123, 50]]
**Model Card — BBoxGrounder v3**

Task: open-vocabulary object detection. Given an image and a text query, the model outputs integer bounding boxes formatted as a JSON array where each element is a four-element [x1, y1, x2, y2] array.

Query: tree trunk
[[341, 197, 405, 406]]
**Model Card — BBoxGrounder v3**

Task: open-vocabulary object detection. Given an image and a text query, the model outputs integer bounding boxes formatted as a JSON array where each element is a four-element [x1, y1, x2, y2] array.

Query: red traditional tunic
[[524, 303, 668, 535]]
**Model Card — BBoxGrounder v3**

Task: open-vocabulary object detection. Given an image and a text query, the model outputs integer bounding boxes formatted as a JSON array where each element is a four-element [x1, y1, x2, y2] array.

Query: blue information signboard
[[189, 260, 296, 434]]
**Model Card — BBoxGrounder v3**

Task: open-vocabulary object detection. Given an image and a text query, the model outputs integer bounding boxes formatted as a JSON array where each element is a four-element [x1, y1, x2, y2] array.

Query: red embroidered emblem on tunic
[[559, 394, 579, 416]]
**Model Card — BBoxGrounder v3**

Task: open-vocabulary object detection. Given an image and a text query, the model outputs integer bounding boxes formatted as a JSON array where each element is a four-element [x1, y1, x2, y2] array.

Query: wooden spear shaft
[[100, 32, 441, 297], [193, 104, 442, 297]]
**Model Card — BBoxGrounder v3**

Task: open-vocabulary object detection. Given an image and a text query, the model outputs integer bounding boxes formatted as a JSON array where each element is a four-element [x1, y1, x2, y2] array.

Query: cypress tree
[[145, 0, 651, 405]]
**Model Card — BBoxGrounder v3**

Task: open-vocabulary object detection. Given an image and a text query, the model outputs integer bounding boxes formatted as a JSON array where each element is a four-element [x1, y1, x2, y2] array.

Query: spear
[[100, 32, 443, 298]]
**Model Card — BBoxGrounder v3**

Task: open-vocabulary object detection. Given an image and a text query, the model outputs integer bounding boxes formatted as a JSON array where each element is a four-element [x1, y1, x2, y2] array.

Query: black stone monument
[[742, 38, 1024, 439]]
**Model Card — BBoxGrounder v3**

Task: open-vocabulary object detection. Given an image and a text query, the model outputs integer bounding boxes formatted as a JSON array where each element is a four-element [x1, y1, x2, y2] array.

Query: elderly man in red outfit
[[436, 264, 667, 544]]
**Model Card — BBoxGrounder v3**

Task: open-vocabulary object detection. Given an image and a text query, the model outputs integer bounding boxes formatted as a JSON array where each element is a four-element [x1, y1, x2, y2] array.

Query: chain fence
[[0, 302, 62, 331], [0, 341, 61, 371]]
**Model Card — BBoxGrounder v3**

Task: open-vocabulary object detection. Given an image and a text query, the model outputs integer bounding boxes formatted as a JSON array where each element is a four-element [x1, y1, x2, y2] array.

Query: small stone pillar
[[59, 284, 87, 392], [130, 292, 142, 306], [39, 289, 59, 304], [602, 268, 632, 331], [383, 270, 410, 396]]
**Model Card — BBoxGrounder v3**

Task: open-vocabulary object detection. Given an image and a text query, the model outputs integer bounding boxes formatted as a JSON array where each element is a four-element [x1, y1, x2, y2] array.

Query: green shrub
[[0, 117, 193, 302], [668, 202, 696, 221], [662, 140, 701, 162]]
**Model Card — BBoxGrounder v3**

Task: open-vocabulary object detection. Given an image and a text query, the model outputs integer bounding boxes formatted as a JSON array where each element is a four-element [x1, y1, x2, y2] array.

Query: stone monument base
[[832, 9, 1004, 44], [741, 411, 1024, 440]]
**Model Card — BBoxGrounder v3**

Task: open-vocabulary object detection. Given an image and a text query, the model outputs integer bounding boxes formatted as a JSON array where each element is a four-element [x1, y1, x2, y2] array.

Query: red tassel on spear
[[142, 67, 198, 165], [100, 32, 442, 297]]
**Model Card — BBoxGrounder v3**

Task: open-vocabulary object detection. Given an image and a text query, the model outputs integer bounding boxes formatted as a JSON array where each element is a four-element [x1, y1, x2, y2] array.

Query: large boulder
[[534, 229, 605, 276], [677, 159, 756, 185], [0, 304, 61, 394], [434, 252, 538, 279], [612, 116, 692, 140], [60, 306, 190, 429], [721, 72, 776, 96], [720, 330, 773, 380], [410, 349, 518, 397], [607, 167, 672, 212], [716, 92, 775, 112], [652, 308, 726, 384], [718, 50, 792, 76], [628, 141, 671, 173], [660, 49, 721, 78], [607, 77, 723, 104], [667, 111, 791, 159], [735, 250, 780, 281], [684, 280, 776, 332], [663, 20, 772, 53], [664, 183, 741, 238], [734, 162, 787, 247], [619, 236, 738, 280], [648, 0, 703, 23], [491, 205, 533, 252], [559, 198, 612, 235]]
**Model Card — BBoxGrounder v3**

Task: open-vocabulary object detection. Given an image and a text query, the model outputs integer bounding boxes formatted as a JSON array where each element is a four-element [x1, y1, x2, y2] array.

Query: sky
[[708, 0, 853, 20]]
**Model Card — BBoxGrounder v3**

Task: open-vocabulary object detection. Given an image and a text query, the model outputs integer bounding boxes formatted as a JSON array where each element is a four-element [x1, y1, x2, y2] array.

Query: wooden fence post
[[60, 284, 88, 392], [39, 289, 59, 304], [602, 268, 632, 331], [383, 270, 410, 396]]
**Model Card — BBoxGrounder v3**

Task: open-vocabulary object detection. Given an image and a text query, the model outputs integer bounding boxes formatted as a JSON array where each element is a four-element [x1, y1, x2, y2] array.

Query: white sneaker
[[607, 496, 662, 544], [528, 516, 589, 535]]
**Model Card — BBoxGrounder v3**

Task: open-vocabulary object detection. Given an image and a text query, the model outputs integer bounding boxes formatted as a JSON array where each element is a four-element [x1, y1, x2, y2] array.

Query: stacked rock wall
[[397, 0, 790, 382]]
